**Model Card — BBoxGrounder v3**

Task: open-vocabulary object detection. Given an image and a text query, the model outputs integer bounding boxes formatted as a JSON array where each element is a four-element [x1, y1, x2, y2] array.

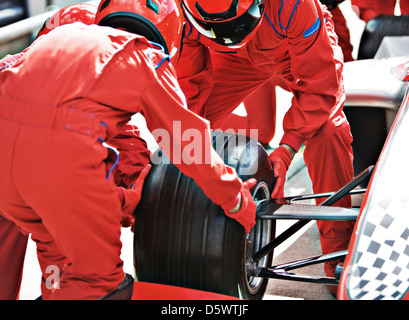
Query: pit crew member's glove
[[269, 146, 292, 199], [223, 178, 257, 234], [117, 164, 151, 227]]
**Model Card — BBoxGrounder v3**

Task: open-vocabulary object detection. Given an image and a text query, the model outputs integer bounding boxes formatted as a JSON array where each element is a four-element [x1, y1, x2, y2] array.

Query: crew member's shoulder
[[272, 0, 302, 28]]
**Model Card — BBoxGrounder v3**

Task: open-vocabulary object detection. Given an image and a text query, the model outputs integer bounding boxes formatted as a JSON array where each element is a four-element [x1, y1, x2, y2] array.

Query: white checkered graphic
[[346, 195, 409, 299], [346, 105, 409, 300]]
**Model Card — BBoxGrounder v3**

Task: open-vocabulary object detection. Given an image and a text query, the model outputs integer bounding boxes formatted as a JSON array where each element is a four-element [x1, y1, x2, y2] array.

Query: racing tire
[[133, 131, 275, 300]]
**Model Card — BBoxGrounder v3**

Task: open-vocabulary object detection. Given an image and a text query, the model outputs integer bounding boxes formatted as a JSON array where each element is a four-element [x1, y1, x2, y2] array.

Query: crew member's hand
[[118, 164, 151, 227], [223, 178, 257, 233], [268, 146, 292, 199]]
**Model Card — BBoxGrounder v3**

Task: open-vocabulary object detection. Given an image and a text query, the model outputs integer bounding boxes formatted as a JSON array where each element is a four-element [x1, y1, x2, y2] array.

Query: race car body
[[339, 60, 409, 300]]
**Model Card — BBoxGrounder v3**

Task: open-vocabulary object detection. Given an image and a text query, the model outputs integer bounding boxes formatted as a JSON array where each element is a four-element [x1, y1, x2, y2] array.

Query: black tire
[[134, 131, 275, 299]]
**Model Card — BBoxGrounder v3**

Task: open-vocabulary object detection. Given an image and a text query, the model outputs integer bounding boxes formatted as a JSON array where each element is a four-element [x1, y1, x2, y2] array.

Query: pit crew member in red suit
[[219, 0, 354, 146], [351, 0, 409, 22], [0, 3, 103, 300], [0, 2, 152, 300], [0, 0, 256, 299], [176, 0, 355, 293]]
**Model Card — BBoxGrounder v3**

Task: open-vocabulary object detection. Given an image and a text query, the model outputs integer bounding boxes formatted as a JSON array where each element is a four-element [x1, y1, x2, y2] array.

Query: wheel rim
[[245, 181, 272, 294]]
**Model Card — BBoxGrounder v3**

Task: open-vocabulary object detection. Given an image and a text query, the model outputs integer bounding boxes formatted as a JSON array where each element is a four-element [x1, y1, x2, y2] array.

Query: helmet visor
[[183, 0, 264, 48]]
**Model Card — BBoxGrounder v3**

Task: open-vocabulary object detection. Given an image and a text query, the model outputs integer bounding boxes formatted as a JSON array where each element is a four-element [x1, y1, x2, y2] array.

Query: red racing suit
[[0, 53, 28, 300], [0, 123, 150, 300], [0, 51, 151, 299], [176, 0, 355, 257], [219, 1, 354, 144], [351, 0, 409, 22], [0, 23, 242, 299]]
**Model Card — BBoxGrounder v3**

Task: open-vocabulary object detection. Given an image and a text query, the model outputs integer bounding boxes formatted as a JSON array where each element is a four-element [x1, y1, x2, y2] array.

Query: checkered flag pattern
[[346, 194, 409, 300]]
